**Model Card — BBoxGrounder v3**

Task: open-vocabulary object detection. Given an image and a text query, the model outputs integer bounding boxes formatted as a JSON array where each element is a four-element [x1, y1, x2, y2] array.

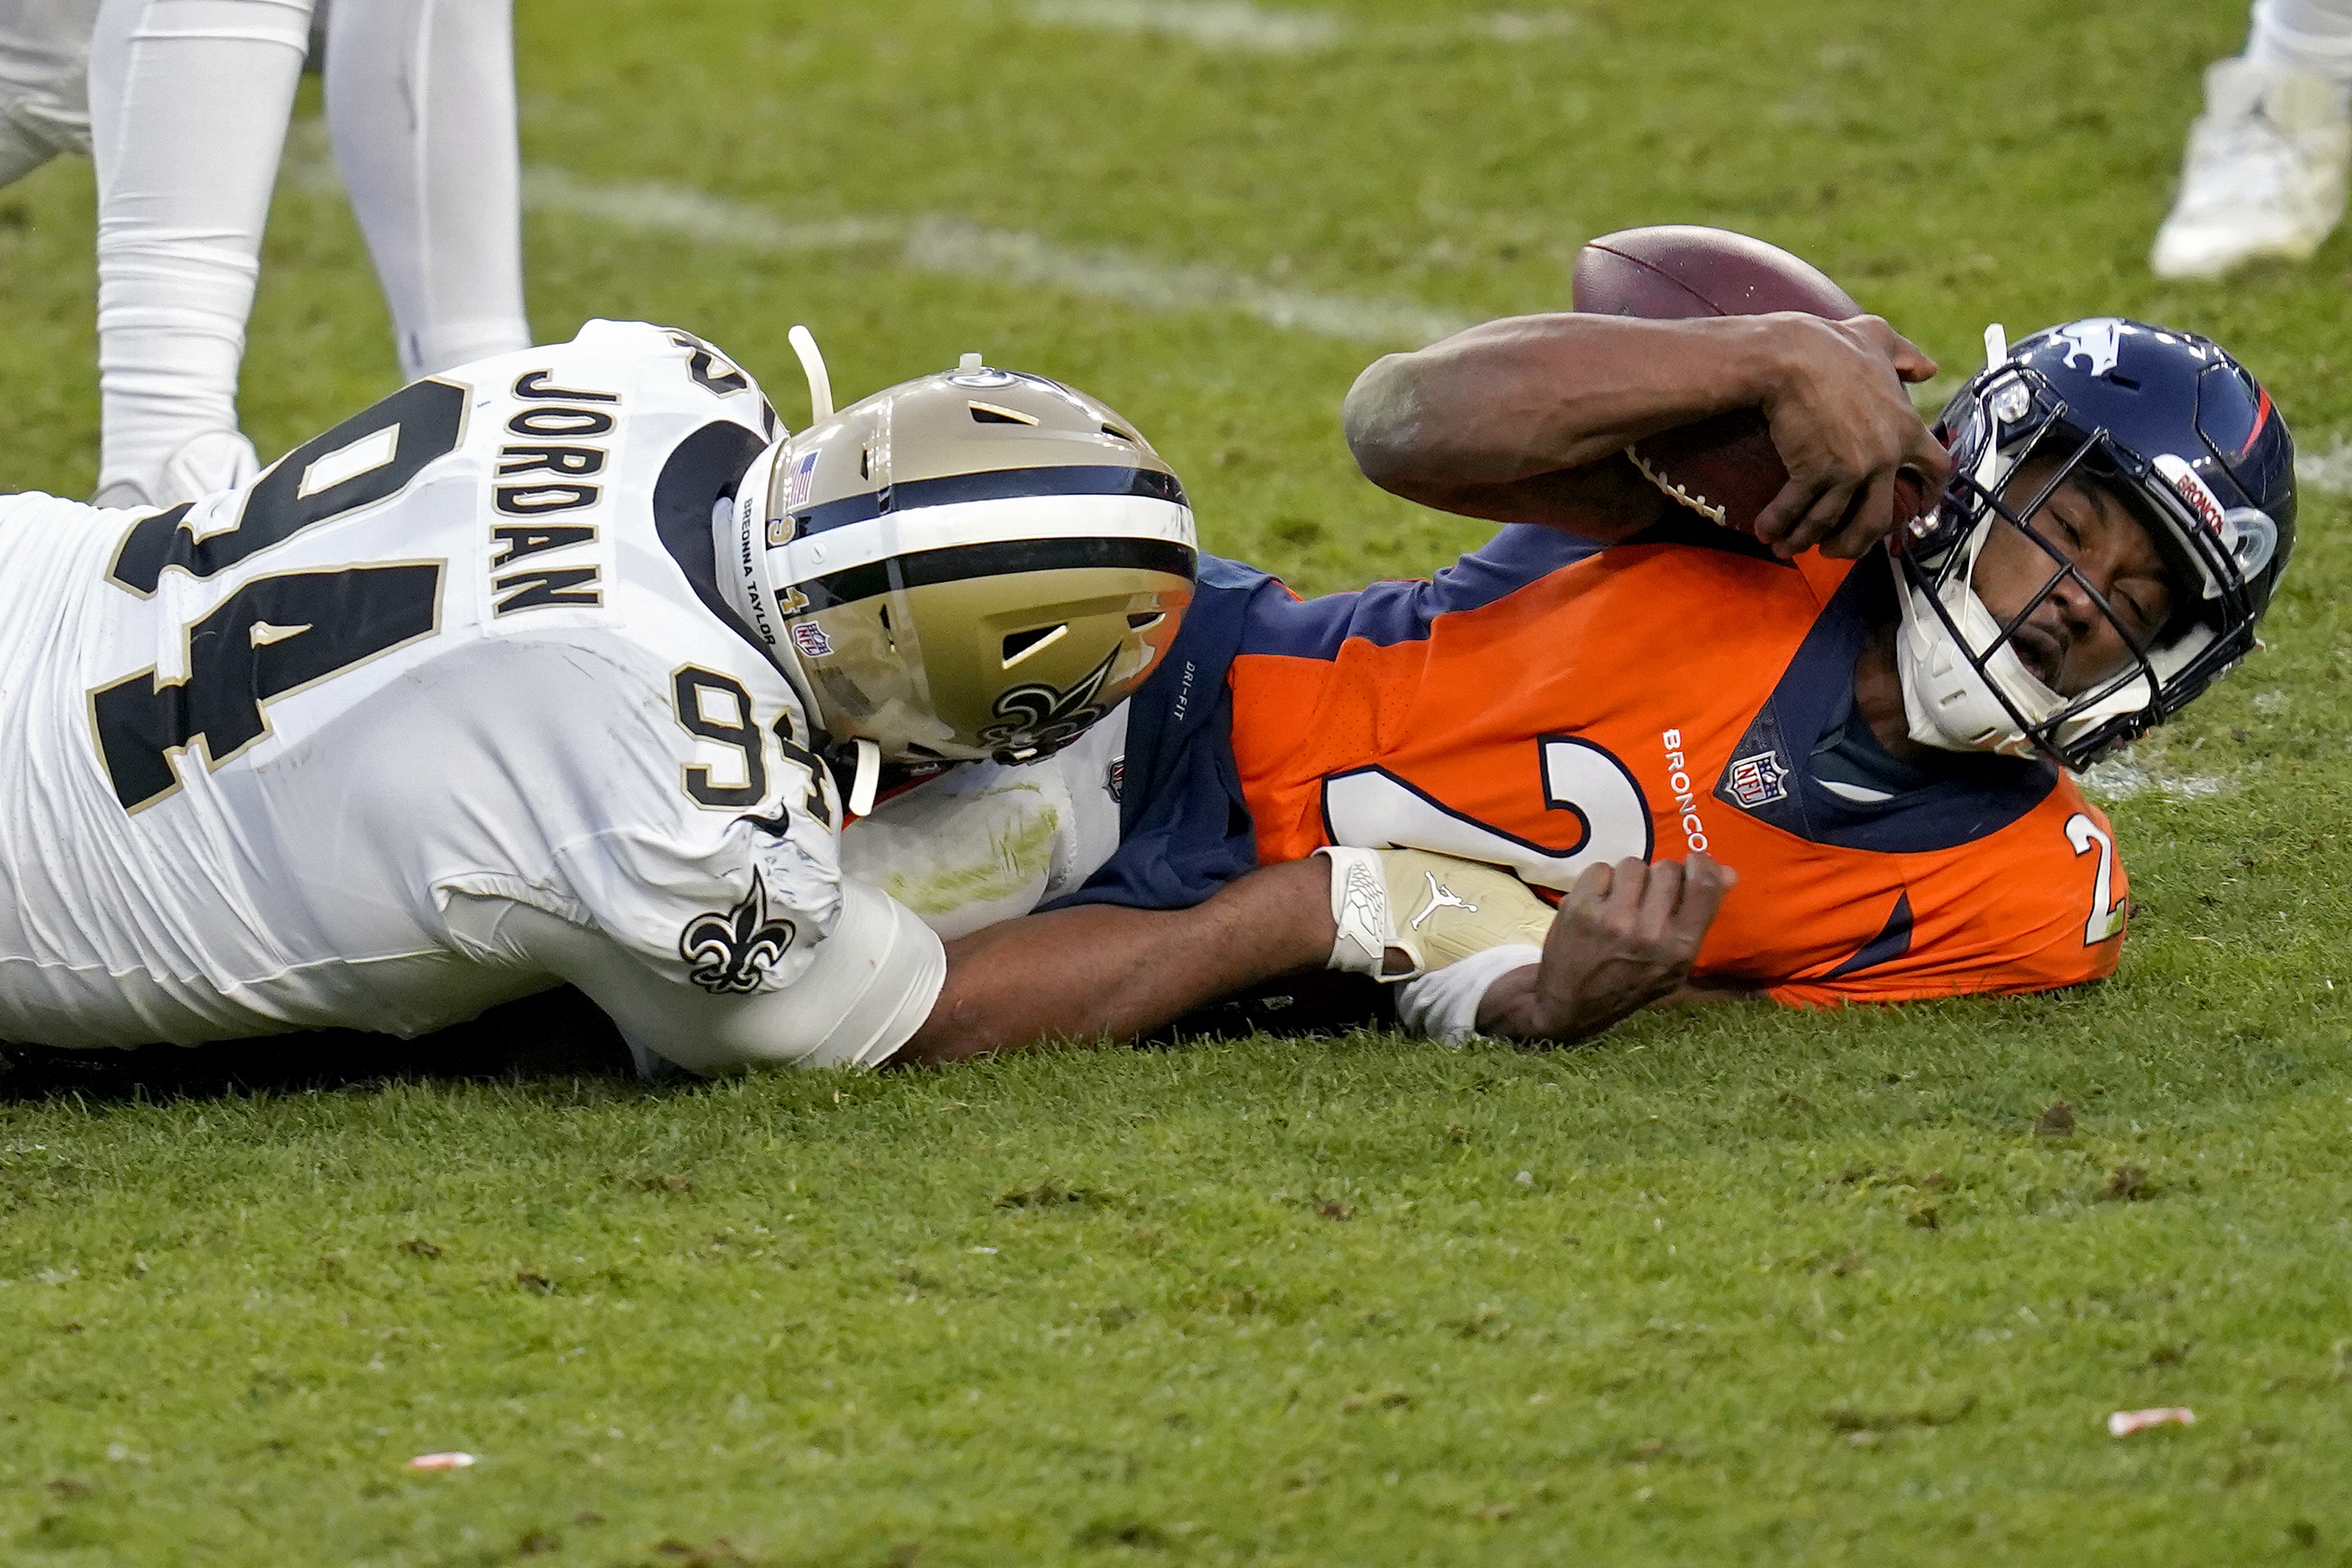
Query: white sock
[[88, 0, 315, 500], [2248, 0, 2352, 110], [324, 0, 527, 379]]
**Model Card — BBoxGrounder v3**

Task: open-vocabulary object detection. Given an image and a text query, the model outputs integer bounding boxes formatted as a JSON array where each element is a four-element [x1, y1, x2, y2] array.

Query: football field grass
[[4, 1, 2352, 1561]]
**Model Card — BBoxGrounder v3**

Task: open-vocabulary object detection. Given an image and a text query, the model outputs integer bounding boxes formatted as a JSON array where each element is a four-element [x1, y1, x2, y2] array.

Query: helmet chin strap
[[1892, 523, 2063, 759], [788, 324, 833, 421], [846, 739, 882, 818]]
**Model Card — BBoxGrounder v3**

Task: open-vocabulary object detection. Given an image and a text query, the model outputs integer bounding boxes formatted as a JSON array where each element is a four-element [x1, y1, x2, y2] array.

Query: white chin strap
[[1894, 524, 2063, 759], [1894, 519, 2192, 764], [1893, 320, 2056, 759]]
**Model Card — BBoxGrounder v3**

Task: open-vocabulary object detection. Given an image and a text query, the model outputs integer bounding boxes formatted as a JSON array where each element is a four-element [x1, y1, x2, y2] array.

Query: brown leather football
[[1570, 225, 1861, 535]]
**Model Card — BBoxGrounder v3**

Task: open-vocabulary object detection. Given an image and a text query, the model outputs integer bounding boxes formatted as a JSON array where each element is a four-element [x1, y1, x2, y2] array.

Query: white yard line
[[2077, 758, 2229, 803], [288, 119, 1469, 346], [516, 168, 898, 254], [1022, 1, 1577, 51], [519, 166, 1472, 346], [2296, 435, 2352, 496], [1026, 0, 1343, 51]]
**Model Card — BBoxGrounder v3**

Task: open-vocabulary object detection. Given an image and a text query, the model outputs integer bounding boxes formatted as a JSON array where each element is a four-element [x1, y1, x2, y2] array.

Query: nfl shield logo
[[1729, 750, 1790, 809]]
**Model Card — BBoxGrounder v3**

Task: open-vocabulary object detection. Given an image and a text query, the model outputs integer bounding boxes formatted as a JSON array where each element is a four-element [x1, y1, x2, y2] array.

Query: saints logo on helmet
[[722, 350, 1196, 767], [976, 647, 1121, 753]]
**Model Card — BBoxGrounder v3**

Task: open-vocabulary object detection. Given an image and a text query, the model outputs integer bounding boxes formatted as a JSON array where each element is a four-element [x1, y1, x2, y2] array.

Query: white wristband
[[1314, 845, 1423, 981], [1394, 943, 1542, 1044]]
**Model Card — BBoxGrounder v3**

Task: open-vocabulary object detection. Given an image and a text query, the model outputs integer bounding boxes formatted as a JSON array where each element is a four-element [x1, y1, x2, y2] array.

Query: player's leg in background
[[0, 116, 60, 186], [323, 0, 527, 380], [2152, 0, 2352, 280], [87, 0, 312, 507], [0, 0, 101, 187]]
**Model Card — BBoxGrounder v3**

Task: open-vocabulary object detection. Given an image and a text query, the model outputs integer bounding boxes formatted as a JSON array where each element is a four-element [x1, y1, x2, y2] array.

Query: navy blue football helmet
[[1894, 317, 2295, 770]]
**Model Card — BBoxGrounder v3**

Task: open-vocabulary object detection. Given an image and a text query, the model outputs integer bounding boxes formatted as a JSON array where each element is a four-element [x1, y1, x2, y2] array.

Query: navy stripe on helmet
[[789, 465, 1187, 538], [798, 536, 1197, 610]]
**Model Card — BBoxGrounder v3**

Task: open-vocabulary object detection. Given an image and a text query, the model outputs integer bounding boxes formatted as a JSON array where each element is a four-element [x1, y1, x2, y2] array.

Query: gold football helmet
[[725, 349, 1196, 770]]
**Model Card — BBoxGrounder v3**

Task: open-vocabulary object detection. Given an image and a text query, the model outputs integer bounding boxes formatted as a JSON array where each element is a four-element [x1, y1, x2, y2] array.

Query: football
[[1570, 224, 1862, 535]]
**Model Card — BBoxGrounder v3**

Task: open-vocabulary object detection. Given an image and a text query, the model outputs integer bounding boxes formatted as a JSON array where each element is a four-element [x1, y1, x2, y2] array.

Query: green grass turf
[[3, 0, 2351, 1561]]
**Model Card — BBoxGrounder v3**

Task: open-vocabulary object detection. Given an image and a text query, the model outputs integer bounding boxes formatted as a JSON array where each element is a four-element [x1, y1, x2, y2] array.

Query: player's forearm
[[1344, 314, 1790, 499], [1467, 854, 1740, 1044], [1472, 963, 1660, 1044], [893, 858, 1335, 1066], [1470, 968, 1753, 1043]]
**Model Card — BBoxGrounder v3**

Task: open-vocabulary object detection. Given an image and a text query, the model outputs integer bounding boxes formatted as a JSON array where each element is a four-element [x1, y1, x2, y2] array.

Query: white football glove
[[1314, 845, 1554, 981]]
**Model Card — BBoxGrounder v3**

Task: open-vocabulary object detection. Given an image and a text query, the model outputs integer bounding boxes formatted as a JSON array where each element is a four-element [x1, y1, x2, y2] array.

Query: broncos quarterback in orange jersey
[[1034, 306, 2295, 1044]]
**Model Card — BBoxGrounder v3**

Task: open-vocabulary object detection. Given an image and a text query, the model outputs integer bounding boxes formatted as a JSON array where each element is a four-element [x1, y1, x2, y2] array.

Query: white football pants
[[2250, 0, 2352, 99], [88, 0, 526, 504], [0, 0, 100, 184]]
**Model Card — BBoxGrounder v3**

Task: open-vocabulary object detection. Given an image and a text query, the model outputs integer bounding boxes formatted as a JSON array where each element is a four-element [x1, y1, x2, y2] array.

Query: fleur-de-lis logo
[[678, 869, 796, 994], [977, 647, 1120, 754]]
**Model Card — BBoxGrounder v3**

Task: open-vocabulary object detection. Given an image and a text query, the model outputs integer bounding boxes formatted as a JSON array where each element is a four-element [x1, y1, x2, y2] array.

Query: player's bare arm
[[1343, 310, 1948, 558], [896, 848, 1739, 1064], [894, 858, 1335, 1065]]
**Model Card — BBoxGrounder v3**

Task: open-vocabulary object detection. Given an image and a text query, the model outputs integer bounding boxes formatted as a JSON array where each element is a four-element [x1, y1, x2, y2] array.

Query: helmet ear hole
[[1126, 611, 1163, 630], [1001, 623, 1070, 667]]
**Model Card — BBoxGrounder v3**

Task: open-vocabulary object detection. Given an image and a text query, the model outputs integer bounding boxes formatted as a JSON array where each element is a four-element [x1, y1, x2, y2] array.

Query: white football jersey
[[0, 319, 941, 1062]]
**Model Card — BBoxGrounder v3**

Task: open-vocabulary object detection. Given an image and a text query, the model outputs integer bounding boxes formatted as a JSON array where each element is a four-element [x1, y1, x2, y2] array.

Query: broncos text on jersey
[[1219, 524, 2128, 1005]]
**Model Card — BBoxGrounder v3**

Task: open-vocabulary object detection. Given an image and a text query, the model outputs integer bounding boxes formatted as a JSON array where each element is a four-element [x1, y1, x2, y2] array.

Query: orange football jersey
[[1221, 524, 2127, 1004]]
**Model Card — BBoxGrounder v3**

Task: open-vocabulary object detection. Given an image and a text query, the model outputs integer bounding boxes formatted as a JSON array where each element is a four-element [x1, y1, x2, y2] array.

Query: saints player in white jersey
[[0, 317, 1641, 1073], [0, 317, 1174, 1068]]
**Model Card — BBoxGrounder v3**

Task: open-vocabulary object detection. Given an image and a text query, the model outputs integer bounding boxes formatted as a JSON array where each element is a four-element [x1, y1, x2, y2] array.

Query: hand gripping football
[[1570, 224, 1861, 534]]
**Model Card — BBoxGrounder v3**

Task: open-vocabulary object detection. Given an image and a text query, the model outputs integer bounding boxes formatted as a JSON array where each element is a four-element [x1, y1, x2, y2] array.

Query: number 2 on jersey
[[2065, 812, 2127, 945], [1321, 735, 1653, 892]]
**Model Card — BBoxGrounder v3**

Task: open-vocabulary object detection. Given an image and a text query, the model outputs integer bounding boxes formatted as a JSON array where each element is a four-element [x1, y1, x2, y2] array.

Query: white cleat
[[90, 429, 261, 510], [2152, 58, 2352, 281]]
